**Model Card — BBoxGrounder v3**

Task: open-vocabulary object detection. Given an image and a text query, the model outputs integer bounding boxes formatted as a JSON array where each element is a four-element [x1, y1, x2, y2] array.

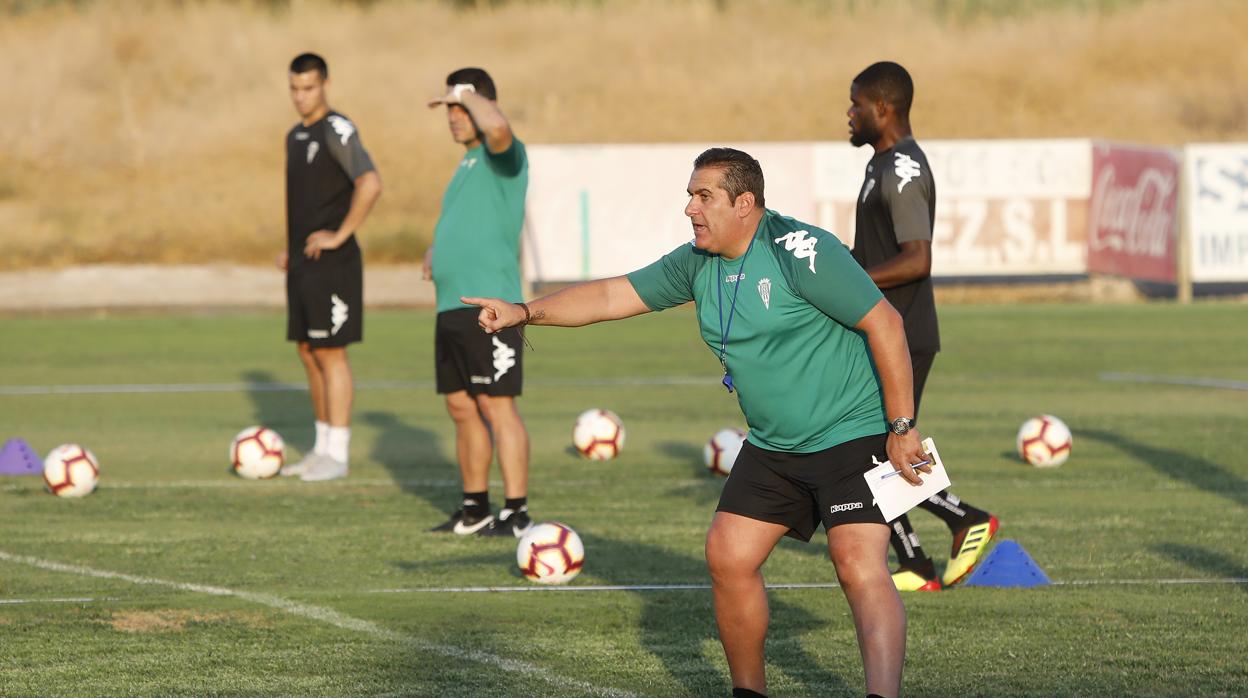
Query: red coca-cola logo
[[1089, 165, 1176, 259]]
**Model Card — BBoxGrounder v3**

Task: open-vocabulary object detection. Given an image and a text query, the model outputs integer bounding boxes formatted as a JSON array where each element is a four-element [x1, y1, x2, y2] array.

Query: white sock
[[327, 426, 350, 464], [313, 421, 330, 455]]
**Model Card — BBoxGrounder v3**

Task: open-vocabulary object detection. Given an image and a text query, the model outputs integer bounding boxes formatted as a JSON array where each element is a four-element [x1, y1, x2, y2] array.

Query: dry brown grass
[[108, 609, 270, 632], [1, 0, 1245, 268]]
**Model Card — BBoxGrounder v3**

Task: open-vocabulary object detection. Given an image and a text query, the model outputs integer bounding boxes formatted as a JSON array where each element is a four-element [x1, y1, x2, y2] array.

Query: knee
[[445, 394, 480, 423], [296, 342, 317, 365], [474, 395, 515, 425], [830, 544, 886, 591], [705, 531, 756, 584], [312, 347, 347, 367]]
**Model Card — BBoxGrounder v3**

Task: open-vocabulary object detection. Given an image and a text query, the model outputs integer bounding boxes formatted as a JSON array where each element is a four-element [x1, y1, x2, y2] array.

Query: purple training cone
[[0, 438, 43, 476]]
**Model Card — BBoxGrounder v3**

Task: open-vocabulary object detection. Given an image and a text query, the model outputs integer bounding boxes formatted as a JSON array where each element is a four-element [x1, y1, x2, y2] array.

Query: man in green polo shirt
[[464, 148, 928, 698], [424, 68, 532, 538]]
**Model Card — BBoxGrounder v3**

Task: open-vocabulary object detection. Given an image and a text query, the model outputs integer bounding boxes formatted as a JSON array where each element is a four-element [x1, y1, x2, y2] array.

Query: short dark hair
[[446, 67, 497, 100], [693, 148, 765, 208], [853, 61, 914, 118], [290, 52, 328, 80]]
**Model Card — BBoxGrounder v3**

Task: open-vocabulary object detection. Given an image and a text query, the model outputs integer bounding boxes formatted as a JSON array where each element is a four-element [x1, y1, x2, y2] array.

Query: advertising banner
[[1086, 143, 1180, 283], [814, 140, 1092, 276], [523, 143, 815, 282], [1185, 144, 1248, 283], [525, 140, 1094, 281]]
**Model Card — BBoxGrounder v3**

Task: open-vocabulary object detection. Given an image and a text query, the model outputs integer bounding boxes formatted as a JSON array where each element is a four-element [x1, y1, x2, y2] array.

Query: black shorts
[[717, 433, 889, 542], [286, 255, 363, 348], [435, 308, 524, 396]]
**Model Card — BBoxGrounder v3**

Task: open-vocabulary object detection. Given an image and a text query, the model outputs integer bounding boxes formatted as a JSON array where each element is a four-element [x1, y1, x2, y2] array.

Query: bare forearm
[[859, 301, 915, 420], [335, 172, 383, 242], [528, 276, 649, 327], [459, 91, 512, 153], [866, 241, 930, 290]]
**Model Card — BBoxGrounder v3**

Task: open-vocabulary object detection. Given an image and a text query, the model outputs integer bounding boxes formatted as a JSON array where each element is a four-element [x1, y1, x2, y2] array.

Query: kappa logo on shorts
[[330, 294, 348, 336], [491, 336, 516, 381], [829, 501, 864, 514]]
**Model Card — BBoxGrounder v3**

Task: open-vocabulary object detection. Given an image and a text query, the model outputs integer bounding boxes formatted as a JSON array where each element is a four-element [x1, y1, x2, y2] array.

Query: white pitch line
[[0, 550, 636, 698], [0, 375, 717, 397], [368, 578, 1248, 594], [0, 597, 111, 605], [1099, 372, 1248, 391]]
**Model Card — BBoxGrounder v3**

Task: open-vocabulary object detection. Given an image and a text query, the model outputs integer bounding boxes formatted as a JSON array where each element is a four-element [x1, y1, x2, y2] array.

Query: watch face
[[891, 418, 911, 434]]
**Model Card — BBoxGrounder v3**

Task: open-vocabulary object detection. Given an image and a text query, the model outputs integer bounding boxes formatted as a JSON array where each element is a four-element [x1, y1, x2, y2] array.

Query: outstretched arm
[[855, 298, 929, 484], [463, 276, 651, 333]]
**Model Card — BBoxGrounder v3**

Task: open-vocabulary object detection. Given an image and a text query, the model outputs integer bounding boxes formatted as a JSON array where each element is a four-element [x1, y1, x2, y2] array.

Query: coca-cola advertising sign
[[1087, 144, 1179, 283]]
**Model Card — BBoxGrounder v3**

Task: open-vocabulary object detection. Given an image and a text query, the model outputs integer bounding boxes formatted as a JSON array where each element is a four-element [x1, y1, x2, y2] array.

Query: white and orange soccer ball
[[1016, 415, 1072, 468], [43, 444, 99, 497], [516, 522, 585, 585], [704, 427, 747, 477], [230, 426, 285, 479], [572, 409, 625, 461]]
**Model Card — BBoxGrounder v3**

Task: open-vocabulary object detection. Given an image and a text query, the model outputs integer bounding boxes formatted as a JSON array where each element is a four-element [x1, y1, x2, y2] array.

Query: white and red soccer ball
[[230, 426, 285, 479], [517, 522, 585, 585], [1017, 415, 1072, 468], [704, 427, 746, 477], [572, 409, 625, 461], [43, 444, 99, 497]]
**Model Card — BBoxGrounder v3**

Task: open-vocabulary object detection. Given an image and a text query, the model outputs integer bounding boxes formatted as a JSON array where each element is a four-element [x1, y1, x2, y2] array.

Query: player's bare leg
[[445, 390, 493, 492], [475, 395, 528, 499], [827, 522, 906, 698], [312, 347, 353, 428], [297, 342, 328, 423], [705, 512, 790, 695], [299, 347, 353, 481]]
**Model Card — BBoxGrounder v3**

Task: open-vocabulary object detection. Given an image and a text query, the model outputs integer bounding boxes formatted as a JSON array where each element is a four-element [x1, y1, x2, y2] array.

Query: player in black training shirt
[[848, 61, 999, 591], [278, 53, 382, 482]]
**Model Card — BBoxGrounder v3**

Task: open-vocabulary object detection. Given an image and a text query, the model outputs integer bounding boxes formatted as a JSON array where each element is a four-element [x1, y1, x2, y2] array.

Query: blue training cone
[[0, 438, 43, 476], [961, 539, 1050, 588]]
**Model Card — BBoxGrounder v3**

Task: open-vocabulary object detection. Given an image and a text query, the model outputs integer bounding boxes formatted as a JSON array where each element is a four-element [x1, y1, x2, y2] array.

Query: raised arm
[[462, 276, 651, 333], [855, 298, 929, 484], [457, 89, 513, 155]]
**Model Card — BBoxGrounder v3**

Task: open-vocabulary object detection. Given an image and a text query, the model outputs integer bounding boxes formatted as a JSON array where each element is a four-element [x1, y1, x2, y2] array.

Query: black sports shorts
[[286, 253, 363, 348], [717, 433, 890, 541], [435, 308, 524, 397]]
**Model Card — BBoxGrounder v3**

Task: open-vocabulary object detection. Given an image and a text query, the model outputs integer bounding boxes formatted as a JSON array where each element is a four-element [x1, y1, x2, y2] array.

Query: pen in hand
[[880, 460, 931, 480]]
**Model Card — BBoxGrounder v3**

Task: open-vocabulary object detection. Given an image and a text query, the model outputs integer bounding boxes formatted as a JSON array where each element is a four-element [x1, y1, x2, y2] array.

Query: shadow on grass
[[1081, 428, 1248, 508], [1153, 543, 1248, 593], [242, 369, 314, 451]]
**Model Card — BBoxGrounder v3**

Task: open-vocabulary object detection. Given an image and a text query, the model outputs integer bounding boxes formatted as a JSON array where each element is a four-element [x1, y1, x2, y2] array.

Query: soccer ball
[[43, 444, 99, 497], [1016, 415, 1072, 467], [517, 522, 585, 585], [572, 409, 625, 460], [230, 426, 285, 479], [704, 427, 747, 477]]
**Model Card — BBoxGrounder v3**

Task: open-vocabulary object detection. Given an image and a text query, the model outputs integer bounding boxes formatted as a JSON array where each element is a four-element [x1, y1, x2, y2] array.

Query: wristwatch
[[888, 417, 915, 436]]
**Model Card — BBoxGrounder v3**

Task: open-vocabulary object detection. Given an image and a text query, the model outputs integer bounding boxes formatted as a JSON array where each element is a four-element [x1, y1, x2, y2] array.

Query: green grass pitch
[[0, 303, 1245, 697]]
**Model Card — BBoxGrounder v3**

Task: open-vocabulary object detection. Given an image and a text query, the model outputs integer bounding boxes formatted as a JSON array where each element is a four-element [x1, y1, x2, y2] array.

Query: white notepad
[[863, 437, 952, 523]]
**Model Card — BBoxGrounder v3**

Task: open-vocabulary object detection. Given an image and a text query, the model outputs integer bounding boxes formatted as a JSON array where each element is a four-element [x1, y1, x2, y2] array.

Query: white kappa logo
[[894, 152, 921, 192], [773, 230, 818, 274], [491, 336, 516, 381], [306, 141, 319, 164], [829, 502, 864, 514], [330, 294, 348, 335], [757, 278, 771, 309], [327, 115, 356, 145]]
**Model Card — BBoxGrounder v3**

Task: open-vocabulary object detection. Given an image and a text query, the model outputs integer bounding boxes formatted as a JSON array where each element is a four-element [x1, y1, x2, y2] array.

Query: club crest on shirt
[[757, 278, 771, 309], [860, 177, 876, 203], [894, 152, 921, 192], [306, 141, 320, 164]]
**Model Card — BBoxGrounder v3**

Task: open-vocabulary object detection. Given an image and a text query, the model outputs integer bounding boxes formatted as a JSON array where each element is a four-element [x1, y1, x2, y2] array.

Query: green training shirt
[[430, 139, 528, 312], [627, 210, 887, 453]]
